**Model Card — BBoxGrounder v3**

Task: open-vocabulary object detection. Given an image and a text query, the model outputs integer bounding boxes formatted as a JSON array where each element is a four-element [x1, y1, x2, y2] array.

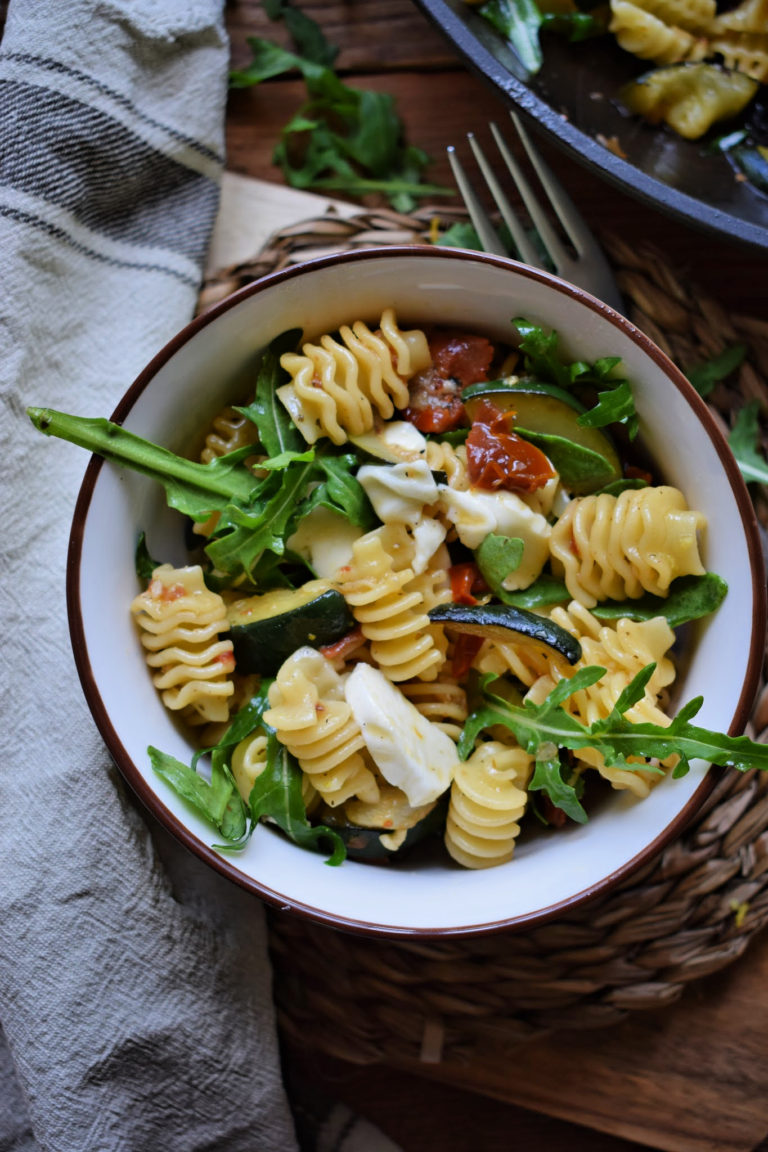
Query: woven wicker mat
[[201, 206, 768, 1067]]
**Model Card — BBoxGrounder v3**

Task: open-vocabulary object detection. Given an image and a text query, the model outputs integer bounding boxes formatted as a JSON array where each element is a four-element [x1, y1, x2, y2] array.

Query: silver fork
[[447, 112, 624, 315]]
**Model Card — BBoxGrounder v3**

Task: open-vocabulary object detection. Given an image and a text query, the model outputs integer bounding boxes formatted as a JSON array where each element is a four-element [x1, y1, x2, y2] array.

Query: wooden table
[[222, 5, 768, 1150]]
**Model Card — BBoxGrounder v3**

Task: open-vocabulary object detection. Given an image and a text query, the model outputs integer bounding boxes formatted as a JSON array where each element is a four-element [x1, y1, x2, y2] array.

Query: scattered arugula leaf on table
[[229, 2, 451, 212], [686, 344, 747, 398], [728, 400, 768, 487]]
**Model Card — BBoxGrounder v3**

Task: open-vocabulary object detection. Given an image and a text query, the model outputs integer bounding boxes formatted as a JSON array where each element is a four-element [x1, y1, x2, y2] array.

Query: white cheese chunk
[[287, 506, 364, 579], [410, 516, 447, 576], [358, 459, 440, 526], [438, 486, 551, 590], [344, 663, 458, 806]]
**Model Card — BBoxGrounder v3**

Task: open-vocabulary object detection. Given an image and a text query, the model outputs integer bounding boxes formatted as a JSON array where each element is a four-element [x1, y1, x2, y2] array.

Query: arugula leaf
[[459, 665, 768, 816], [510, 319, 638, 437], [28, 408, 257, 520], [528, 744, 589, 823], [229, 27, 450, 211], [592, 573, 728, 628], [478, 0, 544, 75], [490, 572, 569, 609], [540, 9, 607, 39], [249, 729, 346, 865], [235, 329, 304, 457], [436, 220, 483, 251], [205, 460, 315, 579], [577, 378, 638, 439], [512, 318, 572, 389], [135, 532, 160, 582], [475, 533, 524, 598], [149, 746, 249, 844], [151, 683, 344, 863], [300, 451, 378, 531], [728, 401, 768, 486], [262, 0, 338, 66], [686, 344, 747, 398]]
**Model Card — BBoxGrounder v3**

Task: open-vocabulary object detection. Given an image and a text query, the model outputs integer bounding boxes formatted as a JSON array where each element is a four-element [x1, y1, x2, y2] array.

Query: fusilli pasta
[[277, 308, 432, 445], [527, 600, 677, 796], [130, 564, 235, 724], [263, 647, 380, 807], [337, 524, 448, 682], [445, 740, 533, 869], [549, 485, 706, 608]]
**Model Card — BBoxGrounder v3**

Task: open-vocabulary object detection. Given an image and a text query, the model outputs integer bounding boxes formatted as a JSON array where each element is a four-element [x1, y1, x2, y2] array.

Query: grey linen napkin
[[0, 2, 300, 1148]]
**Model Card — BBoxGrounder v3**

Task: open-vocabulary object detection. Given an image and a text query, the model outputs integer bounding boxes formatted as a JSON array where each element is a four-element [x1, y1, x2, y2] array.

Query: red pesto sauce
[[404, 328, 554, 493]]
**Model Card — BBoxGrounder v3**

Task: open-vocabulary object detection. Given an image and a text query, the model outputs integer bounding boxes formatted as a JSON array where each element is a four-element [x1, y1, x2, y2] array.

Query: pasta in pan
[[117, 309, 726, 870]]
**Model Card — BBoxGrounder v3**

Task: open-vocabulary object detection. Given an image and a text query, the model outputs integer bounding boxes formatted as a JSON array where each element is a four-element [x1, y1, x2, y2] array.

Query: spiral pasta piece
[[130, 564, 235, 725], [445, 740, 533, 869], [231, 729, 269, 803], [263, 647, 379, 808], [710, 33, 768, 82], [231, 729, 318, 811], [609, 0, 710, 62], [278, 308, 432, 445], [526, 601, 677, 796], [199, 405, 260, 464], [549, 486, 706, 608], [425, 439, 470, 490], [337, 524, 447, 682], [400, 678, 468, 741]]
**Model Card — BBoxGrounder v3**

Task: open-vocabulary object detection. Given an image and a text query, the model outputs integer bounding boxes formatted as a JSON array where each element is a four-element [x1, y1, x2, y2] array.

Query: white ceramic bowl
[[68, 247, 765, 937]]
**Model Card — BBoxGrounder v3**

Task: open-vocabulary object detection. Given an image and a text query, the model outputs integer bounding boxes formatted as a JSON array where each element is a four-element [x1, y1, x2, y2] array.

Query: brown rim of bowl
[[66, 245, 767, 940]]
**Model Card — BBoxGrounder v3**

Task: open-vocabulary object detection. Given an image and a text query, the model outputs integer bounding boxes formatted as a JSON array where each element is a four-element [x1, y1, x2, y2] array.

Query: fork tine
[[508, 111, 624, 311], [446, 146, 507, 258], [508, 112, 590, 257], [466, 133, 540, 268], [489, 121, 571, 271]]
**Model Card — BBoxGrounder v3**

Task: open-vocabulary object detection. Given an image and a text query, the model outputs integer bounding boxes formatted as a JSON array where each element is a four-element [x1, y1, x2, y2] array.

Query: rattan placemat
[[201, 206, 768, 1067]]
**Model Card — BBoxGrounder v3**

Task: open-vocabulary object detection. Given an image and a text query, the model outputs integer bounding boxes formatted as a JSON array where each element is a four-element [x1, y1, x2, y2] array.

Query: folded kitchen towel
[[0, 2, 301, 1148]]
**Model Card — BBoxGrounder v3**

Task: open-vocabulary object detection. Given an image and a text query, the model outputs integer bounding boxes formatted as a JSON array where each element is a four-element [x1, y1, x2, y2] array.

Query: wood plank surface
[[221, 4, 768, 1150]]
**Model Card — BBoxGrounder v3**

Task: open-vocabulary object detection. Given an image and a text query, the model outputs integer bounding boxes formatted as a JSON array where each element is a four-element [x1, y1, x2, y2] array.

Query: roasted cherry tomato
[[449, 562, 489, 606], [466, 399, 555, 493], [404, 330, 495, 433], [451, 633, 484, 680]]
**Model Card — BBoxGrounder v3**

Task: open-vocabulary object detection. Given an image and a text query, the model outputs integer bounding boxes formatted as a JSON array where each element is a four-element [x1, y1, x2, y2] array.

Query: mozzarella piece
[[358, 459, 440, 525], [287, 505, 364, 579], [410, 516, 447, 576], [377, 420, 428, 459], [438, 486, 551, 590], [344, 663, 458, 806]]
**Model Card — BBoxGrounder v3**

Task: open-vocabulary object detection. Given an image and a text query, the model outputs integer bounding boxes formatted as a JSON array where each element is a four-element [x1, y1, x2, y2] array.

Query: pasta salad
[[29, 311, 767, 869]]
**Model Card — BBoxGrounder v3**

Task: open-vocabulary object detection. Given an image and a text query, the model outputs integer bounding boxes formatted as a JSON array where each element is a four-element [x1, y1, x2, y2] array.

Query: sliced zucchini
[[323, 789, 446, 861], [462, 378, 621, 495], [428, 602, 582, 665], [228, 578, 355, 674]]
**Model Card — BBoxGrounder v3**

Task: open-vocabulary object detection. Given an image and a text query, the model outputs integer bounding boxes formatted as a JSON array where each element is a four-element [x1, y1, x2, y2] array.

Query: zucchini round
[[428, 602, 582, 665], [228, 579, 355, 674]]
